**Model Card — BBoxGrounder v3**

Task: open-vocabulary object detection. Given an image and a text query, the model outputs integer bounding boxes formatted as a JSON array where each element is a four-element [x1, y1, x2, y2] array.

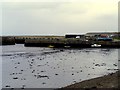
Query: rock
[[60, 49, 64, 51], [101, 63, 106, 66], [72, 73, 74, 75], [5, 85, 10, 87], [55, 74, 58, 75], [21, 85, 26, 89], [95, 64, 100, 66], [19, 73, 22, 74], [18, 62, 20, 64], [73, 81, 77, 83], [13, 77, 18, 79], [41, 71, 45, 72], [42, 82, 46, 85], [40, 58, 42, 60], [36, 75, 49, 79], [113, 64, 117, 66], [91, 86, 97, 89], [32, 70, 35, 73], [72, 67, 74, 69]]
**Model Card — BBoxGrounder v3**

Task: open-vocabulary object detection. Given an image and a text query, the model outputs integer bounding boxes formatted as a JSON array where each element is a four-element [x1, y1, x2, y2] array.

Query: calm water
[[1, 44, 119, 88]]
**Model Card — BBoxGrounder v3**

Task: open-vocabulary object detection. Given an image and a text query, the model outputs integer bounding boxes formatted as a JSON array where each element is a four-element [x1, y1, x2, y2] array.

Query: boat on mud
[[91, 44, 101, 47]]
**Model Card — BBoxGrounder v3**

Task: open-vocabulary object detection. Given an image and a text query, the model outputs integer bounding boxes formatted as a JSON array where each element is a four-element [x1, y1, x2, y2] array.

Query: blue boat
[[96, 37, 113, 41]]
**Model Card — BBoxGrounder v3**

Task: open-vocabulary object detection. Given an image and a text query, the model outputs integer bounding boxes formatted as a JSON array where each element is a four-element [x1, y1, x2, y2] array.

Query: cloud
[[1, 1, 118, 35]]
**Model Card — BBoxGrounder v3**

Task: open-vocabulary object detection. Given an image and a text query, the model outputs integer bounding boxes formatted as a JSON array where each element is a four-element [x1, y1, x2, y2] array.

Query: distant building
[[92, 33, 113, 41], [100, 34, 109, 38], [86, 32, 120, 37], [65, 34, 85, 39]]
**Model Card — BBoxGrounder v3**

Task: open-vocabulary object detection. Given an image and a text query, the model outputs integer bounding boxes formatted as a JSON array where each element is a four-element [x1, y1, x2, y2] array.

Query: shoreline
[[1, 35, 120, 48], [61, 70, 119, 89]]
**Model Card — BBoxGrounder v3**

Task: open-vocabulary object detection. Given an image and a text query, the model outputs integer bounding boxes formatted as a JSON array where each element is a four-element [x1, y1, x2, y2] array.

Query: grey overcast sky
[[1, 0, 119, 36]]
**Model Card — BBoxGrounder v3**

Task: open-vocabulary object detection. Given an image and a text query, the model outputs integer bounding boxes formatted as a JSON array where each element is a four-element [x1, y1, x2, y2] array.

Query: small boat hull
[[91, 44, 101, 47]]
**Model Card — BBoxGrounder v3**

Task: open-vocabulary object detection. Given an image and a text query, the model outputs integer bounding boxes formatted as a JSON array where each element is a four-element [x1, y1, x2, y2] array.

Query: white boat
[[64, 46, 71, 48], [91, 44, 101, 47], [48, 45, 54, 48]]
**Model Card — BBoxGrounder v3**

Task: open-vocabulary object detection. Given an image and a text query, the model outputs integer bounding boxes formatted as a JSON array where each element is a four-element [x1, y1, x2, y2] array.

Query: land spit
[[24, 38, 120, 48], [61, 70, 120, 89]]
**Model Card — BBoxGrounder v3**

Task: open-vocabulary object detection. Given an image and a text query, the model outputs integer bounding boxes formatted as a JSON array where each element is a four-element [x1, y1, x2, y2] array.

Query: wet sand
[[62, 70, 119, 89]]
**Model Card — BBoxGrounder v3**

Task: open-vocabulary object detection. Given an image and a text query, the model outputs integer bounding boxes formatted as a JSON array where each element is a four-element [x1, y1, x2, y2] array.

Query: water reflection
[[100, 49, 115, 55]]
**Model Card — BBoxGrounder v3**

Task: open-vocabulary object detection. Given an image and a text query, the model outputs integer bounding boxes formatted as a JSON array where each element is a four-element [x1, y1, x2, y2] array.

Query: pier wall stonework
[[24, 38, 120, 48], [0, 36, 15, 45]]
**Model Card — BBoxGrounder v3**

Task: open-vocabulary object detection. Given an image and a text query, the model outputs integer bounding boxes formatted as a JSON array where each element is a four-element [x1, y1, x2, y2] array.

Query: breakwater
[[14, 36, 64, 44], [1, 36, 120, 48], [24, 38, 120, 48], [0, 36, 64, 45]]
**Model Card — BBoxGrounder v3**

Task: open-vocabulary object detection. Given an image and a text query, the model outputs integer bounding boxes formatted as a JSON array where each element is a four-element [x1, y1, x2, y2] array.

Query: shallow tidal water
[[1, 44, 119, 88]]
